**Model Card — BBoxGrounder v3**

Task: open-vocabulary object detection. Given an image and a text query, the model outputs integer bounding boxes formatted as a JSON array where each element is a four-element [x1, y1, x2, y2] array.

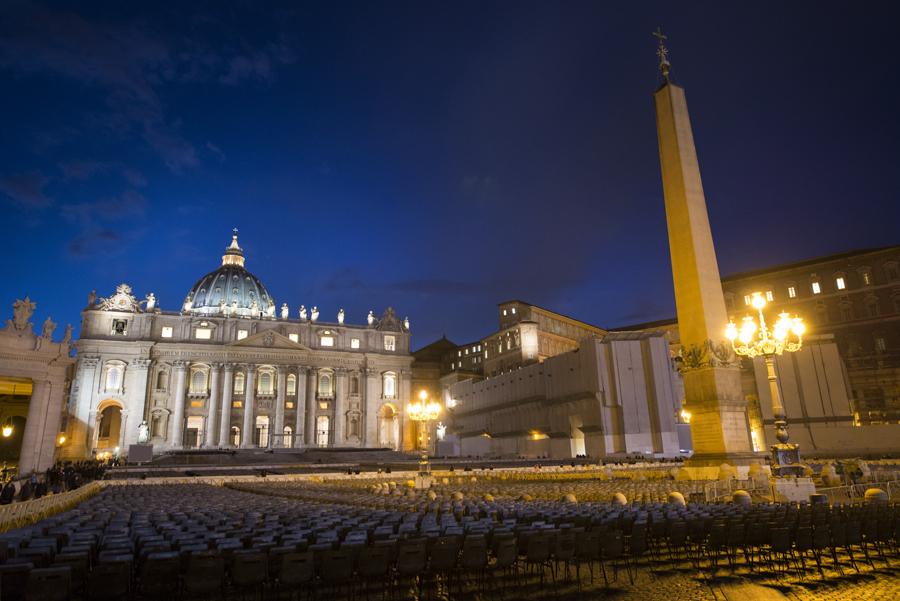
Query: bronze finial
[[652, 26, 671, 82]]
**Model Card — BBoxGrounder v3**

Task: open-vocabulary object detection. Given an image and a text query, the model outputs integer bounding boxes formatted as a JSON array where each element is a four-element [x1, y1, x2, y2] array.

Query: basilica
[[63, 231, 414, 460]]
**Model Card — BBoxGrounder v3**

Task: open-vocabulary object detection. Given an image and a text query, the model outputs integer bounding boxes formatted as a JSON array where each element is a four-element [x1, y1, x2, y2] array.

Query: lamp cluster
[[407, 390, 442, 423], [725, 292, 805, 358]]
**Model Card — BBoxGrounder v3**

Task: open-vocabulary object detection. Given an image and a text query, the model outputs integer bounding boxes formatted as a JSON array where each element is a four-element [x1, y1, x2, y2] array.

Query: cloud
[[206, 141, 226, 162], [0, 5, 296, 174], [0, 172, 52, 208], [59, 160, 107, 181], [67, 229, 124, 257], [61, 189, 146, 228]]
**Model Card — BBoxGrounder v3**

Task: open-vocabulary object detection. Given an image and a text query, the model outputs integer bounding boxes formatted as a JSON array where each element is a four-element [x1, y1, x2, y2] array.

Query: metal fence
[[815, 480, 900, 505]]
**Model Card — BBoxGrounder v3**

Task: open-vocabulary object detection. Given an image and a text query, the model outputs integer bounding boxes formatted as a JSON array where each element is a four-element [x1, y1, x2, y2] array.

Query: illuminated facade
[[65, 232, 414, 459]]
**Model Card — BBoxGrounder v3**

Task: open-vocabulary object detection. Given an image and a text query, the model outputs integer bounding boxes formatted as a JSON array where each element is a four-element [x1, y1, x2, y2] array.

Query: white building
[[65, 231, 414, 459], [443, 332, 683, 459]]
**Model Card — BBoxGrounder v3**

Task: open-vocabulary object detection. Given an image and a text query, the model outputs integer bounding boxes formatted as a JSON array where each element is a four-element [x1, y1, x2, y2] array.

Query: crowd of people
[[0, 459, 112, 504]]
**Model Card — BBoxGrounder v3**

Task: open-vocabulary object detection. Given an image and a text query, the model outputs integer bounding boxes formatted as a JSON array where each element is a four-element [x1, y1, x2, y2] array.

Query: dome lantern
[[222, 228, 245, 267]]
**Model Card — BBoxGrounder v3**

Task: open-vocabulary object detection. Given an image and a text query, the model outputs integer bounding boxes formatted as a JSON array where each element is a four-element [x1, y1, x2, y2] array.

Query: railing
[[702, 478, 764, 502], [816, 480, 900, 505], [0, 482, 103, 533]]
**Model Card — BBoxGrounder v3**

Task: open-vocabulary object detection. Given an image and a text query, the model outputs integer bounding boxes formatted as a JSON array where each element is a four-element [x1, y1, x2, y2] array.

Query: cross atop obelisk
[[652, 31, 756, 465], [652, 27, 671, 82]]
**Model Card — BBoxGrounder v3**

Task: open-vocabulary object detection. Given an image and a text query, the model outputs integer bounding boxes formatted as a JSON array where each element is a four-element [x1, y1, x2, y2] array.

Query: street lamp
[[407, 390, 441, 489], [725, 291, 806, 476]]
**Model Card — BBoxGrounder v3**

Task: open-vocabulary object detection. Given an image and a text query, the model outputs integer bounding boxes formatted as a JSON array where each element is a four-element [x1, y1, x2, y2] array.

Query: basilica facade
[[64, 232, 414, 460]]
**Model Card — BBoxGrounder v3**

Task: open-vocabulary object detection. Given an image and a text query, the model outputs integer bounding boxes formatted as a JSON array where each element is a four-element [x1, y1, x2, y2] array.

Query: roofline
[[609, 317, 678, 332], [722, 246, 900, 282], [495, 299, 608, 333]]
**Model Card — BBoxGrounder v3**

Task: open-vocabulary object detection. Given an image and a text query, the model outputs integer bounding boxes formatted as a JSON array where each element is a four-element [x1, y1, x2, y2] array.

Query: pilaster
[[219, 364, 234, 447], [205, 363, 222, 447], [294, 367, 307, 448], [170, 361, 188, 449], [274, 366, 286, 447], [241, 365, 256, 448]]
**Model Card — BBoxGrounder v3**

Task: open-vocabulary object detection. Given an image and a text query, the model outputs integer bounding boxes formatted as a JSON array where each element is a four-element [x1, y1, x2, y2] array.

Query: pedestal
[[770, 476, 816, 503], [771, 442, 806, 477], [414, 457, 433, 490]]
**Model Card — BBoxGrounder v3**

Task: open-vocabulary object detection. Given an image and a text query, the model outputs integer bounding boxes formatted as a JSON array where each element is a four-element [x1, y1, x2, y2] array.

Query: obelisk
[[652, 30, 755, 464]]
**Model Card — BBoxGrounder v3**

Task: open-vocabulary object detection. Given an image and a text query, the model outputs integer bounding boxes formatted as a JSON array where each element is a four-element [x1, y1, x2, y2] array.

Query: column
[[117, 409, 130, 452], [219, 364, 234, 448], [241, 365, 256, 448], [364, 368, 379, 447], [294, 367, 307, 448], [18, 379, 51, 474], [72, 356, 100, 459], [170, 361, 188, 449], [399, 369, 412, 452], [205, 363, 222, 448], [305, 369, 317, 446], [122, 358, 151, 449], [274, 366, 286, 447], [333, 368, 346, 447]]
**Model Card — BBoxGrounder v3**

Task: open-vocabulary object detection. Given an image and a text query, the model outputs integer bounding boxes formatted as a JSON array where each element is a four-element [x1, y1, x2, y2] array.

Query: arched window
[[283, 426, 293, 448], [258, 371, 273, 394], [382, 372, 396, 399], [350, 375, 360, 395], [190, 369, 208, 394], [318, 373, 333, 397], [156, 371, 168, 391], [287, 374, 297, 396], [105, 364, 123, 391], [234, 372, 245, 394]]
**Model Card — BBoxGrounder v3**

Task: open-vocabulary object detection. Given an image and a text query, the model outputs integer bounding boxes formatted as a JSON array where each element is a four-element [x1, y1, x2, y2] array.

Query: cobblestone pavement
[[403, 555, 899, 600]]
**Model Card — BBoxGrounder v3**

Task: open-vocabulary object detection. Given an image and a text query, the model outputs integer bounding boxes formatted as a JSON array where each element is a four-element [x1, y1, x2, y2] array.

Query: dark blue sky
[[2, 1, 898, 348]]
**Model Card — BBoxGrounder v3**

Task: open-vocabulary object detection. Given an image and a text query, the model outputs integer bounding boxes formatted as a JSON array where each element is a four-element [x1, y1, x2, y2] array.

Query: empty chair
[[182, 551, 225, 599], [25, 566, 71, 601], [230, 550, 268, 599], [88, 557, 132, 601], [136, 551, 180, 599]]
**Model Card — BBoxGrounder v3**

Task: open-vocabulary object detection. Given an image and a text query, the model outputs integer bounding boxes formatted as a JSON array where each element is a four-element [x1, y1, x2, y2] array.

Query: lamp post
[[725, 292, 806, 476], [407, 390, 441, 489]]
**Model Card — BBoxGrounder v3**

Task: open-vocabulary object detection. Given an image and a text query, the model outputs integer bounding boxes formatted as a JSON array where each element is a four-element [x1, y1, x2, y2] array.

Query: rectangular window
[[383, 335, 396, 351], [195, 328, 212, 340], [289, 333, 299, 343], [161, 326, 173, 338], [511, 307, 516, 314], [350, 338, 360, 349], [875, 337, 886, 352], [862, 271, 872, 285], [320, 336, 334, 347], [190, 400, 204, 408], [836, 277, 846, 290], [503, 309, 507, 316], [812, 282, 821, 294], [232, 400, 242, 408], [237, 329, 248, 340], [744, 295, 751, 305], [788, 286, 797, 299], [765, 290, 774, 302]]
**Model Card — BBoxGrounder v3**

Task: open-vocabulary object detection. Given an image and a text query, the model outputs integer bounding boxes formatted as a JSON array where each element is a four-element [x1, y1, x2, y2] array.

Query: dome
[[184, 230, 276, 318]]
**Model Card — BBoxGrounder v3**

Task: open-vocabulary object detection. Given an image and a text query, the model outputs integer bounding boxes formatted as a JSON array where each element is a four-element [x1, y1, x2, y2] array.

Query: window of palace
[[318, 373, 333, 397], [287, 374, 297, 396], [105, 364, 123, 391], [840, 304, 853, 322], [503, 309, 507, 316], [258, 371, 274, 395], [788, 286, 797, 299], [234, 372, 245, 394], [886, 263, 900, 281], [161, 326, 173, 338], [766, 290, 774, 301], [195, 328, 212, 340], [190, 369, 208, 394], [383, 372, 396, 399], [320, 335, 334, 347], [867, 300, 879, 318], [511, 307, 517, 314], [351, 338, 360, 349], [289, 333, 299, 343], [875, 336, 887, 352], [111, 319, 128, 336], [811, 281, 822, 295], [237, 329, 248, 340], [743, 294, 751, 305], [835, 276, 846, 290], [383, 335, 395, 351]]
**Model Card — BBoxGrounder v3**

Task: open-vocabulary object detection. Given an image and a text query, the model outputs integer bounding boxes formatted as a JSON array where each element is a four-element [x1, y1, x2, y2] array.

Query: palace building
[[63, 231, 414, 460]]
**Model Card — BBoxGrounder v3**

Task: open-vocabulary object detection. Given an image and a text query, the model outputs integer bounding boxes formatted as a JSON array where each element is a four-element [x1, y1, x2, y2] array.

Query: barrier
[[0, 481, 102, 532]]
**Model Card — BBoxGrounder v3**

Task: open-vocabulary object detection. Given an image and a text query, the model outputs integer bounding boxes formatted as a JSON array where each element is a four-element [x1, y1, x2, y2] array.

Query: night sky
[[2, 1, 898, 349]]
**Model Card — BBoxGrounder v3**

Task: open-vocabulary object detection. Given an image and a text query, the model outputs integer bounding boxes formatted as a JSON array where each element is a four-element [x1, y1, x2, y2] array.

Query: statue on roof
[[144, 293, 157, 311], [367, 310, 375, 326], [281, 303, 289, 320], [299, 305, 307, 321], [376, 307, 402, 332], [62, 324, 72, 345], [337, 308, 345, 324], [311, 306, 319, 322], [87, 290, 97, 308], [41, 316, 57, 339], [7, 297, 36, 332]]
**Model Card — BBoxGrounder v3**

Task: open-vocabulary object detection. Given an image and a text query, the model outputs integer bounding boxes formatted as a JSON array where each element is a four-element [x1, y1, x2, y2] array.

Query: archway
[[0, 377, 31, 469], [378, 404, 400, 451], [96, 403, 122, 453]]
